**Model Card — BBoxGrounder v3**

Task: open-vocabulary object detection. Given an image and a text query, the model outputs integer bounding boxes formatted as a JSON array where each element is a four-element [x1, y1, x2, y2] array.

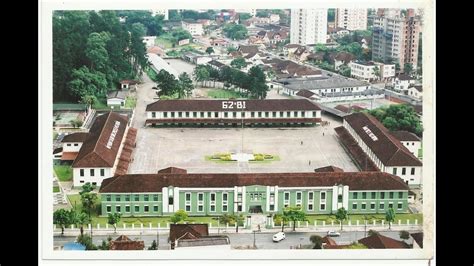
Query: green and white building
[[98, 167, 410, 217]]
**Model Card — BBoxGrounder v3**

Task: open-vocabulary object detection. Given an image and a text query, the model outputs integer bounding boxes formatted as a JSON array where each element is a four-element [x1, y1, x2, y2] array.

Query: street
[[54, 230, 419, 250]]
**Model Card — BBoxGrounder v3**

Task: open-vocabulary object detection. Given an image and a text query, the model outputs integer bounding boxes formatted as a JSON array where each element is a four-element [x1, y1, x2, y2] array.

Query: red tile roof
[[61, 132, 89, 143], [358, 233, 410, 249], [109, 235, 145, 250], [146, 99, 321, 112], [334, 52, 356, 64], [296, 89, 316, 99], [99, 169, 409, 193], [314, 166, 344, 172], [158, 167, 188, 174], [410, 232, 423, 248], [169, 224, 209, 243], [344, 113, 422, 166], [61, 152, 79, 161], [390, 131, 421, 142], [72, 112, 129, 168]]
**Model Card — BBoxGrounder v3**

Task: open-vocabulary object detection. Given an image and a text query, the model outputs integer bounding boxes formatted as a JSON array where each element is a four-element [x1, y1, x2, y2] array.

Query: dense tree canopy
[[223, 23, 248, 40], [53, 11, 149, 102], [368, 104, 423, 136], [116, 10, 164, 36], [230, 57, 247, 69]]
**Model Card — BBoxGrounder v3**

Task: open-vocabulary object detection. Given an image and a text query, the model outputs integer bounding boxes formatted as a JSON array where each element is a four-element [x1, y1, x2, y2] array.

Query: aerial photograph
[[51, 8, 426, 252]]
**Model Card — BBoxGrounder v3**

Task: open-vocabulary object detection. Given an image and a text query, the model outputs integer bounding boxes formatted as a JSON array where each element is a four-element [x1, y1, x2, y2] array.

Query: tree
[[53, 209, 71, 236], [81, 192, 98, 220], [233, 213, 245, 233], [86, 32, 111, 71], [238, 13, 252, 22], [399, 230, 410, 240], [335, 207, 348, 230], [69, 119, 83, 128], [227, 47, 237, 53], [69, 66, 108, 100], [193, 65, 210, 86], [372, 65, 380, 81], [108, 213, 122, 233], [129, 22, 147, 76], [177, 72, 194, 98], [368, 104, 423, 136], [170, 209, 188, 224], [205, 47, 214, 55], [230, 57, 247, 69], [274, 214, 289, 232], [76, 234, 97, 250], [338, 65, 351, 77], [309, 235, 323, 249], [222, 23, 248, 40], [219, 214, 234, 225], [70, 210, 89, 236], [404, 63, 414, 75], [98, 237, 111, 250], [168, 10, 181, 21], [171, 29, 192, 43], [148, 240, 158, 250], [80, 95, 97, 109], [248, 66, 269, 99], [256, 10, 270, 17], [80, 182, 96, 195], [282, 207, 307, 231], [155, 69, 177, 96], [368, 229, 379, 237], [385, 208, 395, 230]]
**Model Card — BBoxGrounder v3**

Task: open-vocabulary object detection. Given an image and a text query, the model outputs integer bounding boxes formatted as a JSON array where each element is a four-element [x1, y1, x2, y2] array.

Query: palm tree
[[81, 192, 98, 220], [335, 207, 348, 231], [385, 208, 395, 229]]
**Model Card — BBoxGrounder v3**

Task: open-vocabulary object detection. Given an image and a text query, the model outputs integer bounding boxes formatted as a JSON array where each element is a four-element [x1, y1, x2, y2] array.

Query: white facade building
[[350, 61, 395, 82], [182, 21, 204, 36], [335, 9, 368, 31], [142, 36, 156, 48], [290, 9, 328, 45], [392, 74, 416, 92]]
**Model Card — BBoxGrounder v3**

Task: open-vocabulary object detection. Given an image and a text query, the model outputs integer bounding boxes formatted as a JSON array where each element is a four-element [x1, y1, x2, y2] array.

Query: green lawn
[[207, 89, 246, 99], [92, 98, 109, 110], [54, 165, 73, 181], [65, 194, 220, 227], [155, 35, 174, 49], [53, 186, 60, 193], [124, 96, 137, 108]]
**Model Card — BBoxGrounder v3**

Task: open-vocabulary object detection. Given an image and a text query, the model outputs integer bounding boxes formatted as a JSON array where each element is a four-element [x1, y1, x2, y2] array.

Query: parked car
[[327, 231, 341, 237], [273, 232, 286, 242]]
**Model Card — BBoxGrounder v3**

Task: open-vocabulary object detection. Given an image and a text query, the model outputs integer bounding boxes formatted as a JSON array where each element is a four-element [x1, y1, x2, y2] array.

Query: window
[[272, 111, 276, 117], [168, 197, 174, 205], [241, 112, 245, 118], [320, 191, 326, 200], [152, 112, 156, 118], [100, 169, 105, 176], [185, 193, 191, 201], [362, 192, 367, 199], [144, 195, 149, 201], [106, 195, 111, 201], [389, 192, 394, 199], [352, 203, 357, 210], [379, 203, 384, 209], [287, 111, 291, 117], [198, 193, 204, 212], [411, 168, 415, 175], [80, 169, 84, 176], [134, 195, 139, 201], [144, 205, 149, 212], [371, 192, 376, 199], [251, 112, 255, 118], [153, 195, 158, 201], [380, 192, 385, 199], [116, 195, 121, 202], [223, 193, 228, 201], [370, 203, 375, 210], [308, 192, 314, 200], [269, 204, 274, 211], [402, 168, 406, 175], [210, 205, 216, 212], [224, 112, 228, 118], [296, 192, 302, 200], [214, 112, 218, 118], [134, 205, 140, 212], [186, 112, 190, 118], [312, 111, 316, 117], [398, 192, 403, 198], [164, 112, 168, 118], [106, 206, 111, 213], [74, 143, 78, 147], [398, 203, 403, 209], [153, 205, 158, 212], [185, 205, 191, 212], [388, 203, 393, 209], [90, 169, 95, 176], [353, 192, 358, 199], [170, 112, 175, 118], [116, 206, 121, 213], [237, 205, 242, 212], [193, 112, 197, 118], [198, 193, 204, 201], [210, 193, 216, 201], [361, 203, 366, 210], [66, 143, 71, 147], [294, 111, 298, 117], [125, 206, 130, 212], [392, 168, 397, 175], [125, 195, 130, 201], [320, 203, 326, 211], [301, 111, 305, 117], [265, 112, 269, 118], [338, 195, 342, 203], [280, 111, 283, 117], [200, 112, 204, 117], [178, 112, 182, 118]]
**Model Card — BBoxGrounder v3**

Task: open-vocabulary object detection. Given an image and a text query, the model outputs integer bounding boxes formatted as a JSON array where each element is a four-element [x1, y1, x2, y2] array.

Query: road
[[132, 72, 157, 129], [54, 230, 419, 250]]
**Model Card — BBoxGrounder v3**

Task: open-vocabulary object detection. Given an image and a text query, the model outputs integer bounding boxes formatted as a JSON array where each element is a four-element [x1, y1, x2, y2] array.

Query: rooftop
[[107, 90, 128, 100], [358, 233, 410, 249], [62, 132, 89, 143], [99, 167, 409, 193], [278, 76, 369, 90], [344, 113, 422, 166], [390, 130, 421, 142], [146, 99, 321, 112], [72, 112, 129, 168]]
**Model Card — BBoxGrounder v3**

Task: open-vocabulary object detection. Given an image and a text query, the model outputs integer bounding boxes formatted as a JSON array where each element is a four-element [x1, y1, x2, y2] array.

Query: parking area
[[128, 114, 358, 174]]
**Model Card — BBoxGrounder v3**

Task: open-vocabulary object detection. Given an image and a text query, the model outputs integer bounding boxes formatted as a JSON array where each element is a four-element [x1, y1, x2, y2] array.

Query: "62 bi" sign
[[222, 101, 246, 109]]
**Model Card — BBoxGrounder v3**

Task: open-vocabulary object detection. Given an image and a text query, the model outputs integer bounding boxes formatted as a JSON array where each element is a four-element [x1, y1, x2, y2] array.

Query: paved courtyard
[[128, 114, 358, 174]]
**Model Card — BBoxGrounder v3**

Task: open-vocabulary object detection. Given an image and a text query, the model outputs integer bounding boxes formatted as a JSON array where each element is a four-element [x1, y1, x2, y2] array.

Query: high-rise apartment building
[[290, 9, 328, 45], [335, 8, 367, 31]]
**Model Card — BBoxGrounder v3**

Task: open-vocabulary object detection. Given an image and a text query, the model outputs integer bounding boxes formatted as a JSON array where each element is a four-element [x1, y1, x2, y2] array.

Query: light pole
[[253, 230, 256, 249]]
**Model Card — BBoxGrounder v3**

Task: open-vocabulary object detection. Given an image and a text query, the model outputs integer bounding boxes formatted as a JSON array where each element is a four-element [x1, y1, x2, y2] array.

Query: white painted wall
[[107, 98, 125, 106], [401, 141, 421, 157], [73, 167, 112, 187], [291, 9, 327, 45], [182, 21, 203, 36], [385, 166, 422, 185], [63, 142, 82, 152], [147, 110, 321, 120]]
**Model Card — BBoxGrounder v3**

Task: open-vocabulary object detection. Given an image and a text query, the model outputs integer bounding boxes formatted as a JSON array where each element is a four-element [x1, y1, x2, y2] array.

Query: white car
[[327, 231, 341, 237], [273, 232, 286, 242]]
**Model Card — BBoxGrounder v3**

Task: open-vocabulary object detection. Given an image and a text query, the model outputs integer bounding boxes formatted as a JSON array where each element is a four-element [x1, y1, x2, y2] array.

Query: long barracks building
[[145, 99, 322, 127], [98, 167, 409, 217]]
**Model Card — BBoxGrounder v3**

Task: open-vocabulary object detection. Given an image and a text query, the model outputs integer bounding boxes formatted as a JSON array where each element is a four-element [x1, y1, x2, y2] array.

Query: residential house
[[358, 233, 410, 249], [182, 20, 204, 36], [59, 132, 89, 162], [142, 36, 156, 48], [119, 80, 138, 90], [404, 85, 422, 100], [392, 74, 416, 92], [109, 235, 145, 250], [334, 52, 356, 70], [390, 130, 422, 158], [349, 61, 395, 82], [107, 90, 128, 108], [169, 224, 230, 250]]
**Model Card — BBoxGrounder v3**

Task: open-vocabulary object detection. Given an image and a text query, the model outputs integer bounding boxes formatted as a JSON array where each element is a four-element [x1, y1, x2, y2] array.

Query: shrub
[[253, 154, 264, 161], [264, 154, 273, 159]]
